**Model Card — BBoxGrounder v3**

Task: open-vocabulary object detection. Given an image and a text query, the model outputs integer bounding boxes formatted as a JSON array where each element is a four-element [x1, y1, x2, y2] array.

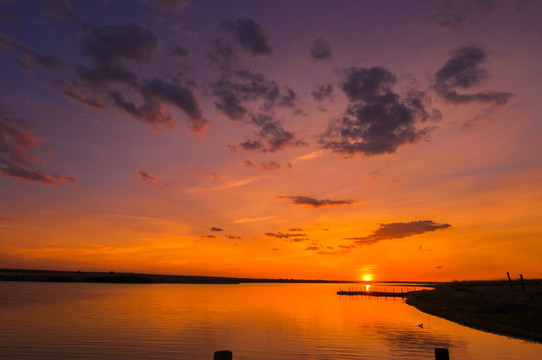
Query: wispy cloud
[[137, 170, 167, 189], [0, 102, 75, 184], [232, 215, 277, 224], [187, 176, 262, 193]]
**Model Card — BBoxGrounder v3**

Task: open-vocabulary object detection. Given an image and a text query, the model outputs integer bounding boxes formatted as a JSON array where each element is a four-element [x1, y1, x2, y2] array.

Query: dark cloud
[[171, 45, 191, 60], [433, 45, 513, 105], [289, 227, 303, 232], [265, 232, 307, 239], [347, 220, 451, 246], [74, 64, 138, 88], [108, 90, 174, 128], [212, 68, 298, 120], [140, 78, 206, 133], [201, 235, 217, 239], [320, 66, 439, 156], [277, 195, 356, 208], [41, 0, 78, 23], [309, 37, 332, 61], [81, 22, 160, 65], [312, 84, 334, 101], [305, 246, 319, 251], [0, 31, 64, 70], [210, 227, 224, 232], [137, 170, 166, 188], [221, 18, 272, 57], [239, 113, 307, 153], [0, 102, 75, 184], [227, 235, 241, 240]]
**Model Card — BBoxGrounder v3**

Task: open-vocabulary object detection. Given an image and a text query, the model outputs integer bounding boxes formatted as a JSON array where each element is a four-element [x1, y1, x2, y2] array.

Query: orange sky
[[1, 1, 541, 281]]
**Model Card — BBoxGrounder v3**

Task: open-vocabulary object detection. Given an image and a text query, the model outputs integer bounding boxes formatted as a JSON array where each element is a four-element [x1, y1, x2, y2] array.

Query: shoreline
[[406, 280, 542, 343]]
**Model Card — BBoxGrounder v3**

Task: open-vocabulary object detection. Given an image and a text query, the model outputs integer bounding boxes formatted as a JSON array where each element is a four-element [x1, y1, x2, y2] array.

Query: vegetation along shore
[[407, 279, 542, 343]]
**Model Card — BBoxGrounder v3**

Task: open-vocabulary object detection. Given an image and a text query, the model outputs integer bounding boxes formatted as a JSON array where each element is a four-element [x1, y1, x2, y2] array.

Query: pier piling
[[214, 350, 232, 360], [435, 347, 450, 360]]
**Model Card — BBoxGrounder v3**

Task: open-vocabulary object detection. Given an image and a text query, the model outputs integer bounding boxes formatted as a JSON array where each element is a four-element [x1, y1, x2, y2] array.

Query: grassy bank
[[407, 279, 542, 343]]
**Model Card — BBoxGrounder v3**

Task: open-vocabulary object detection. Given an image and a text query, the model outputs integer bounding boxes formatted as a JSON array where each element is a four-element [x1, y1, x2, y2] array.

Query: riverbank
[[406, 279, 542, 343]]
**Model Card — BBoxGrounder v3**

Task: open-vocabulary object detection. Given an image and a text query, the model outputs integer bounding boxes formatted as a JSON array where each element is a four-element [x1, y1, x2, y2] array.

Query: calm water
[[0, 282, 540, 359]]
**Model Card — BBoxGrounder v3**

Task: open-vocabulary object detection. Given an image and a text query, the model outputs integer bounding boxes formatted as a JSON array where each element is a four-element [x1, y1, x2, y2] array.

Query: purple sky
[[1, 0, 541, 280]]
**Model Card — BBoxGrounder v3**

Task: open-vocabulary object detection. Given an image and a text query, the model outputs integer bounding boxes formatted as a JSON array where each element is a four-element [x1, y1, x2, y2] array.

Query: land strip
[[0, 268, 351, 284]]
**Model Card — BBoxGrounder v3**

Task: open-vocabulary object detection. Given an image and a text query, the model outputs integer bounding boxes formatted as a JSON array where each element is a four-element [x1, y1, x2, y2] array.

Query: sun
[[363, 275, 372, 282]]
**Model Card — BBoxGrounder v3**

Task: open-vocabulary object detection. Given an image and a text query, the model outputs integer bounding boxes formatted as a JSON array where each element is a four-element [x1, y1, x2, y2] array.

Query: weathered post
[[507, 272, 512, 287], [214, 350, 232, 360], [520, 274, 526, 291], [435, 347, 450, 360]]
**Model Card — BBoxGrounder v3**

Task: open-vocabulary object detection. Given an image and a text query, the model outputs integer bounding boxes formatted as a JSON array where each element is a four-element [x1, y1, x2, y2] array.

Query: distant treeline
[[0, 268, 353, 285]]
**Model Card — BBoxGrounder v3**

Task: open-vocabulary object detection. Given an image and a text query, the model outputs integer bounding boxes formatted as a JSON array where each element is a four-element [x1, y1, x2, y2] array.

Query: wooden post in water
[[214, 350, 232, 360], [434, 347, 450, 360], [507, 272, 513, 287], [520, 274, 526, 291]]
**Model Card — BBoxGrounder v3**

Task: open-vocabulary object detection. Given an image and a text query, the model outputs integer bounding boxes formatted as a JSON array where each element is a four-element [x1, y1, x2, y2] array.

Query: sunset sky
[[1, 0, 541, 281]]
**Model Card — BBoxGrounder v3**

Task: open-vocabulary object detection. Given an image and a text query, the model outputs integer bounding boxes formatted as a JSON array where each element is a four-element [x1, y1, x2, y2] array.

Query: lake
[[0, 282, 540, 359]]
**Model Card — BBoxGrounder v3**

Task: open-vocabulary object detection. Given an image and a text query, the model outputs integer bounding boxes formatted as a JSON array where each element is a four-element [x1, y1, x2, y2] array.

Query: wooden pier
[[337, 286, 417, 298], [336, 289, 410, 297]]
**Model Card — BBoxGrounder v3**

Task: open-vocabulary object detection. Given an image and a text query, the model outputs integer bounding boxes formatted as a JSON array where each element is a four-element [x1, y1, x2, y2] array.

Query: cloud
[[210, 226, 223, 232], [221, 18, 272, 57], [140, 78, 206, 133], [0, 31, 64, 71], [65, 22, 205, 133], [143, 0, 190, 12], [107, 90, 174, 128], [305, 246, 319, 251], [81, 22, 160, 65], [232, 215, 277, 224], [426, 0, 526, 28], [288, 227, 303, 232], [347, 220, 451, 245], [277, 195, 356, 208], [227, 235, 241, 240], [74, 64, 138, 88], [171, 45, 191, 60], [212, 68, 298, 120], [237, 113, 307, 153], [312, 84, 334, 101], [265, 232, 307, 239], [54, 174, 77, 183], [41, 0, 78, 23], [137, 170, 167, 188], [244, 160, 281, 170], [309, 37, 332, 60], [433, 45, 513, 105], [320, 66, 440, 156], [0, 102, 75, 184]]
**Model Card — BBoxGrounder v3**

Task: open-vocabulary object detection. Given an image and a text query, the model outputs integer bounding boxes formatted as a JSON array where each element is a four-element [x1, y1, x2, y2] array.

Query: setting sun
[[363, 275, 372, 282]]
